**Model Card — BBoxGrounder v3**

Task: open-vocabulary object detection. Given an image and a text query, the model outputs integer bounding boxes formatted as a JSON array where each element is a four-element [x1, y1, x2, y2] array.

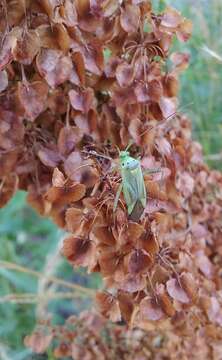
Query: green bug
[[113, 144, 160, 219], [114, 148, 146, 216], [82, 144, 161, 220]]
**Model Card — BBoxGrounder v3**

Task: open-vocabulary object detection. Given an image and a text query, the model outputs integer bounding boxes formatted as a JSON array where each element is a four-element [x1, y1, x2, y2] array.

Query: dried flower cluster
[[1, 0, 222, 358], [25, 309, 222, 359]]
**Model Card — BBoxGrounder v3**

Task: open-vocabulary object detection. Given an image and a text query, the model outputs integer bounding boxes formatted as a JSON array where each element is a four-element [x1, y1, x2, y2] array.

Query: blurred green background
[[0, 0, 222, 359], [165, 0, 222, 168], [0, 191, 101, 359]]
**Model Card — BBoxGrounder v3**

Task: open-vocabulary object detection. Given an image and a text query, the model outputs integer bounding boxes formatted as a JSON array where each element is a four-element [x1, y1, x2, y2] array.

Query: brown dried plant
[[0, 0, 222, 358]]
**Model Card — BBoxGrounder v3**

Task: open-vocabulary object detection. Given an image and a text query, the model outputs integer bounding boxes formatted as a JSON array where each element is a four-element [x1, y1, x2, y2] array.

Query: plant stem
[[0, 291, 89, 304], [0, 261, 95, 296]]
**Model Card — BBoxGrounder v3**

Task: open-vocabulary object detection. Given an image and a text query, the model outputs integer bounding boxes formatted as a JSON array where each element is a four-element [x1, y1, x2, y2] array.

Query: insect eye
[[122, 163, 125, 166]]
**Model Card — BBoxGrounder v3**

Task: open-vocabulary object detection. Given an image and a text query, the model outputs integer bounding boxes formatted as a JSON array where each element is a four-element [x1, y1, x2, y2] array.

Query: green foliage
[[0, 192, 56, 358], [0, 192, 101, 359], [166, 0, 222, 169]]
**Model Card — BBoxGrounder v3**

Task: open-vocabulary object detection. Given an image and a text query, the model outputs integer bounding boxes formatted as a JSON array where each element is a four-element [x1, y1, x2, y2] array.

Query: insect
[[113, 104, 193, 218], [113, 144, 160, 220], [81, 145, 161, 220], [83, 104, 192, 219]]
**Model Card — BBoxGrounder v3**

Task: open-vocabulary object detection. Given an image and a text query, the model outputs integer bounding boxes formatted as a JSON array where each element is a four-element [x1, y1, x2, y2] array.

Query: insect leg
[[143, 167, 162, 175], [113, 182, 123, 212], [144, 167, 164, 185]]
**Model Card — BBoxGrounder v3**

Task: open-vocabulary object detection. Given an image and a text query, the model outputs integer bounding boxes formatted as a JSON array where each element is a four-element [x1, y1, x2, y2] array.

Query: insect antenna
[[139, 102, 194, 138], [125, 140, 134, 152], [81, 150, 112, 161], [64, 163, 93, 185], [114, 144, 121, 156]]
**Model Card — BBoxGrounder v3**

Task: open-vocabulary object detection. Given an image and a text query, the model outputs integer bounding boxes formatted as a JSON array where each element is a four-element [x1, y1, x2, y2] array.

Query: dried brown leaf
[[69, 88, 95, 114], [207, 297, 222, 326], [128, 249, 152, 274], [177, 18, 192, 42], [140, 297, 164, 321], [46, 183, 86, 206], [116, 62, 135, 87], [38, 146, 61, 168], [118, 291, 134, 323], [13, 30, 40, 65], [72, 52, 86, 86], [0, 30, 18, 70], [54, 0, 78, 26], [156, 284, 175, 317], [128, 222, 145, 240], [141, 230, 159, 256], [161, 6, 182, 28], [18, 81, 48, 121], [96, 292, 121, 322], [119, 274, 146, 293], [195, 250, 213, 278], [92, 226, 116, 246], [120, 4, 140, 33], [36, 49, 73, 87], [180, 272, 197, 302], [65, 207, 83, 233], [170, 52, 190, 72], [57, 126, 83, 156], [52, 23, 71, 52], [166, 278, 190, 304], [52, 168, 65, 187], [159, 96, 177, 119], [176, 171, 194, 198], [62, 235, 96, 267], [134, 83, 149, 103]]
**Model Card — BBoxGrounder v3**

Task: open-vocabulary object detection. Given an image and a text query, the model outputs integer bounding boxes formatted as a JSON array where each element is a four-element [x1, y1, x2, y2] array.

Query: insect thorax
[[119, 151, 139, 170]]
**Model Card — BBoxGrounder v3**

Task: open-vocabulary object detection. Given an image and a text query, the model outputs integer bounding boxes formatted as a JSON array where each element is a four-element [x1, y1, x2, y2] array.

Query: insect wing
[[121, 157, 146, 214]]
